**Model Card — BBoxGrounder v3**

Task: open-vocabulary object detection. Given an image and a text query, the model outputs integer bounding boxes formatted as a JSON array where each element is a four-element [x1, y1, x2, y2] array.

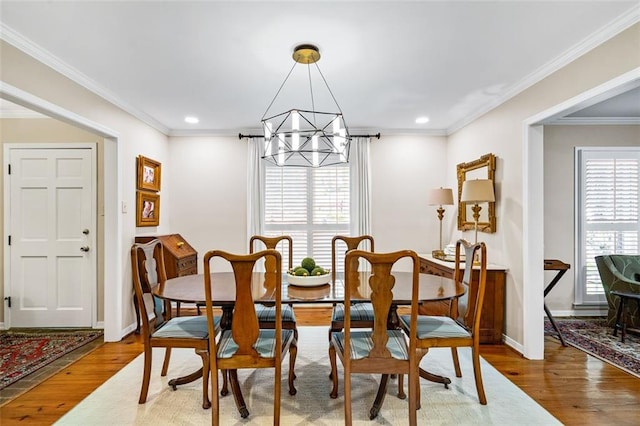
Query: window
[[263, 164, 350, 271], [576, 148, 640, 304]]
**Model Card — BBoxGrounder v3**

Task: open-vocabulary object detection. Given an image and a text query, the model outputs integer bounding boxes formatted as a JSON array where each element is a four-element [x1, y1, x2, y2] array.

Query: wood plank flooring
[[1, 307, 639, 425]]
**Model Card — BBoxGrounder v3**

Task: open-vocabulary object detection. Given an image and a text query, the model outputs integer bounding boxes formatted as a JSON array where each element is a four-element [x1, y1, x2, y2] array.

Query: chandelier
[[261, 44, 351, 167]]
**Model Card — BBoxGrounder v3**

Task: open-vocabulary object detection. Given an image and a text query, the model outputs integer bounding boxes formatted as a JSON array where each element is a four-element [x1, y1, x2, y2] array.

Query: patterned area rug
[[545, 318, 640, 378], [0, 329, 104, 390]]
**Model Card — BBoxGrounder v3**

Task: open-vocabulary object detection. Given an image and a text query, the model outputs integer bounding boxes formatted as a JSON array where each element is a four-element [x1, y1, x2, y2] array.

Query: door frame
[[4, 143, 97, 328], [521, 67, 640, 359], [1, 81, 123, 341]]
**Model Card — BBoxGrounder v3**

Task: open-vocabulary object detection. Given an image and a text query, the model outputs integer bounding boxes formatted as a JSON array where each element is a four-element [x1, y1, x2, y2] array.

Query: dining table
[[152, 270, 465, 416]]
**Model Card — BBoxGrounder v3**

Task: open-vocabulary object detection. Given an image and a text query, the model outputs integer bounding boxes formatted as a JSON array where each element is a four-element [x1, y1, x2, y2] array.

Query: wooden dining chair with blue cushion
[[400, 239, 488, 406], [203, 249, 297, 425], [329, 235, 376, 340], [329, 249, 421, 425], [131, 240, 220, 409], [249, 235, 298, 342]]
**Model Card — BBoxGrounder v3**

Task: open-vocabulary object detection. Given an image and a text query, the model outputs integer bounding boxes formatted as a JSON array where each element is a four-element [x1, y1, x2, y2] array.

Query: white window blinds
[[577, 148, 640, 303], [264, 165, 350, 271]]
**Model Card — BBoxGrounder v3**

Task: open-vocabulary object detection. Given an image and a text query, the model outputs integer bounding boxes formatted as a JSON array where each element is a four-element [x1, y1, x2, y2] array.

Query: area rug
[[0, 329, 104, 390], [57, 326, 559, 425], [545, 318, 640, 378]]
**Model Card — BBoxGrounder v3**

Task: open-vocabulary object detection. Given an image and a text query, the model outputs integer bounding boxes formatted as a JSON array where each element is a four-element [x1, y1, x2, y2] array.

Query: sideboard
[[417, 254, 507, 344]]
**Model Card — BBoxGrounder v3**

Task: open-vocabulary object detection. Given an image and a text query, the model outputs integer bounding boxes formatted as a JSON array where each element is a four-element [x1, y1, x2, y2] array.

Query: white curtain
[[349, 137, 372, 237], [247, 137, 264, 250]]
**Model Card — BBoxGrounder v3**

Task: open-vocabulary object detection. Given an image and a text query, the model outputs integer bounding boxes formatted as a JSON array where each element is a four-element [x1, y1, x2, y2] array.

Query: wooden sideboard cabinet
[[418, 254, 507, 344], [135, 234, 197, 278]]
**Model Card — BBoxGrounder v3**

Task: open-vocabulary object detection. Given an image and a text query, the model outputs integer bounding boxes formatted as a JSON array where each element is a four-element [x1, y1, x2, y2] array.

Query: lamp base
[[432, 249, 446, 260]]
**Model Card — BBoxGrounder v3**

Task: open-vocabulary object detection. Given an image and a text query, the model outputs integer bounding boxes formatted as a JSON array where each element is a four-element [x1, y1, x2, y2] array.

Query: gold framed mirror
[[457, 153, 496, 233]]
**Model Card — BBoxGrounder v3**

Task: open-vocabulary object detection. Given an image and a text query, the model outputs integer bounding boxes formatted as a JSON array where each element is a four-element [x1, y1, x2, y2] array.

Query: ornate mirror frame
[[457, 153, 496, 233]]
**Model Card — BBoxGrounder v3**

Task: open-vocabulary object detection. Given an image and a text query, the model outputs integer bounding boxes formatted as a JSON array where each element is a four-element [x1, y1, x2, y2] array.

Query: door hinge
[[4, 297, 10, 308], [8, 235, 11, 246], [7, 164, 10, 175]]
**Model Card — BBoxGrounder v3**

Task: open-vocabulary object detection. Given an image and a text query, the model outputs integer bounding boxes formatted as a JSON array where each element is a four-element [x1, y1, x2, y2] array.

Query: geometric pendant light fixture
[[261, 44, 351, 167]]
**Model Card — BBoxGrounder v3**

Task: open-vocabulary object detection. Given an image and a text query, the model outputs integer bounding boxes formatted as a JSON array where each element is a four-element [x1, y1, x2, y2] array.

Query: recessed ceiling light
[[184, 116, 199, 124], [415, 116, 430, 124]]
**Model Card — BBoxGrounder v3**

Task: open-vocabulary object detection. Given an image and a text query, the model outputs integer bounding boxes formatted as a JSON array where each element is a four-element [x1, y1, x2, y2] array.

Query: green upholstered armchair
[[595, 255, 640, 329]]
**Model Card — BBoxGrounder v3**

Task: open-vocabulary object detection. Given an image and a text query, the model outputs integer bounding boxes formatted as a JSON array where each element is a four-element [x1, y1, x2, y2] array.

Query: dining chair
[[329, 249, 421, 425], [249, 235, 299, 342], [131, 239, 220, 409], [203, 249, 297, 425], [400, 239, 488, 405], [329, 235, 376, 341]]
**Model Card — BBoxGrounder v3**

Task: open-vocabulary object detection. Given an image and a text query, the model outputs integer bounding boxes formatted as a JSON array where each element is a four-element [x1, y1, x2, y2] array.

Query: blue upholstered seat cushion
[[332, 330, 409, 360], [152, 315, 218, 339], [255, 304, 296, 322], [331, 302, 375, 322], [399, 315, 470, 339], [217, 329, 295, 358]]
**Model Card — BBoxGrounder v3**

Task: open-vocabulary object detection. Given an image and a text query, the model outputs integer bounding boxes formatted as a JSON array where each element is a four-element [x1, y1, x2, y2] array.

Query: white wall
[[167, 134, 450, 272], [543, 125, 640, 314], [167, 136, 248, 266], [447, 23, 640, 350], [0, 40, 170, 340]]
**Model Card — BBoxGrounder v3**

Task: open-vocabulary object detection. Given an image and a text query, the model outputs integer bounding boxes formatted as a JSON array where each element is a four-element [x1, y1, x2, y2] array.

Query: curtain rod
[[238, 132, 381, 140]]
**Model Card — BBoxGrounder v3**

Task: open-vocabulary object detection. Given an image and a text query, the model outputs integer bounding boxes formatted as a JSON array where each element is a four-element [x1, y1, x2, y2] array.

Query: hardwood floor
[[1, 307, 639, 425]]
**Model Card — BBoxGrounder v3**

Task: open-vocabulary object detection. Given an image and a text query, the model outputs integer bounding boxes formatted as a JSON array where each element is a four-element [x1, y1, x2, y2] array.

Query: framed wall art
[[137, 155, 162, 192], [136, 191, 160, 227]]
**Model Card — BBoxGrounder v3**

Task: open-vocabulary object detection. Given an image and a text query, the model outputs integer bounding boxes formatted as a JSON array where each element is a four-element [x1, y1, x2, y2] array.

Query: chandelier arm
[[307, 64, 316, 127], [314, 62, 345, 116], [261, 61, 298, 121]]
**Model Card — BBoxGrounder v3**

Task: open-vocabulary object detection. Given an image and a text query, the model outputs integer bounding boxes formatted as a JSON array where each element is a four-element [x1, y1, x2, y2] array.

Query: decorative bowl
[[286, 272, 331, 287]]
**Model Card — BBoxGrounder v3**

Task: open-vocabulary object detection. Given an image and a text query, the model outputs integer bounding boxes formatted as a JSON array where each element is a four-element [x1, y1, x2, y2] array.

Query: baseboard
[[501, 334, 524, 355], [0, 322, 5, 330], [94, 321, 104, 329], [549, 309, 607, 317]]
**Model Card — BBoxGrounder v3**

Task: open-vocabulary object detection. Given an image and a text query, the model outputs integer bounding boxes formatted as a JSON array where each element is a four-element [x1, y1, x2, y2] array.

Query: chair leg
[[161, 347, 172, 376], [471, 345, 487, 405], [344, 365, 352, 425], [274, 361, 282, 426], [397, 374, 406, 399], [138, 345, 152, 404], [328, 325, 339, 380], [211, 367, 220, 426], [408, 367, 418, 426], [451, 347, 462, 378], [288, 340, 298, 395], [196, 348, 211, 409], [329, 344, 339, 399], [220, 370, 229, 396]]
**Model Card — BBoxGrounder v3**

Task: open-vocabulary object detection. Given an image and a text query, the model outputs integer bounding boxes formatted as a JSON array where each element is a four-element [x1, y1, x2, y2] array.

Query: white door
[[7, 146, 96, 327]]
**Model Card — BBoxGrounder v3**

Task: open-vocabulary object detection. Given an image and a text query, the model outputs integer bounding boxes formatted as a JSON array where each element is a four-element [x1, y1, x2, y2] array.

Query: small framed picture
[[137, 155, 162, 192], [136, 191, 160, 227]]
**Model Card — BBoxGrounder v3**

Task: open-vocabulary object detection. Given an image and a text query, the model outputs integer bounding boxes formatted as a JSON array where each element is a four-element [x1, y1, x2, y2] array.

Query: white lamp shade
[[461, 179, 495, 203], [427, 188, 454, 206]]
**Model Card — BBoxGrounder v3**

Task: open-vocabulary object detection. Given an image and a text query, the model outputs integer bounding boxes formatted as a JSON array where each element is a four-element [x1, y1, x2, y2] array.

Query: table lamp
[[461, 179, 495, 243], [427, 187, 454, 256]]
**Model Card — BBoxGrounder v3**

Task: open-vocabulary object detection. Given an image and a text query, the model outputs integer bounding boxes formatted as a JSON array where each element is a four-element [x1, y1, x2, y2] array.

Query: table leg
[[544, 303, 567, 347], [229, 369, 249, 418], [419, 368, 451, 388], [169, 367, 204, 389], [369, 374, 390, 420]]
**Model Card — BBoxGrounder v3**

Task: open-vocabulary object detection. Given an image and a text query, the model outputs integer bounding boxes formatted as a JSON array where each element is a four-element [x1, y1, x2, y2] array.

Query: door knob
[[80, 246, 90, 252], [83, 229, 90, 235]]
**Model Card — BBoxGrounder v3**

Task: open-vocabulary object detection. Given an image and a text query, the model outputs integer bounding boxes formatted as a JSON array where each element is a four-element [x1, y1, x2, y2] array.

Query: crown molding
[[549, 116, 640, 125], [0, 110, 47, 119], [447, 4, 640, 135], [0, 22, 169, 135]]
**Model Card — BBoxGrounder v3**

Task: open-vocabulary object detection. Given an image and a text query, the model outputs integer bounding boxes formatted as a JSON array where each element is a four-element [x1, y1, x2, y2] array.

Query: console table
[[417, 254, 507, 344]]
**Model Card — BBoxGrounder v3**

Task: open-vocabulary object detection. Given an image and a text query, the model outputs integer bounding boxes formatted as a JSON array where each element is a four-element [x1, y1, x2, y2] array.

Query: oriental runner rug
[[0, 329, 104, 391], [545, 318, 640, 378], [58, 327, 559, 425]]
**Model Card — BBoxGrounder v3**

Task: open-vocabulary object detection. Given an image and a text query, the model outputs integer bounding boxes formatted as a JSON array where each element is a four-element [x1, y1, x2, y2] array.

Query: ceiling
[[1, 1, 639, 135]]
